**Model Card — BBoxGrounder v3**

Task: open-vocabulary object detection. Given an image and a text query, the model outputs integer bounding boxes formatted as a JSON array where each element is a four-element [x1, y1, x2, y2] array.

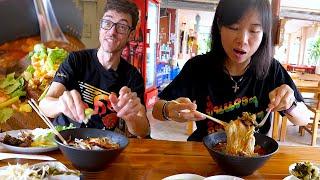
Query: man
[[39, 0, 149, 138]]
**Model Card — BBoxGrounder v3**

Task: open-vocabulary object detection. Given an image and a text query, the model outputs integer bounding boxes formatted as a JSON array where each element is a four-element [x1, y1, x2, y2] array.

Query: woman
[[152, 0, 309, 141]]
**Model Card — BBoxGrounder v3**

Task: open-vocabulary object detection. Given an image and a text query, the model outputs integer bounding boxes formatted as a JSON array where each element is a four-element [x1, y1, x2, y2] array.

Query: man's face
[[99, 10, 135, 54]]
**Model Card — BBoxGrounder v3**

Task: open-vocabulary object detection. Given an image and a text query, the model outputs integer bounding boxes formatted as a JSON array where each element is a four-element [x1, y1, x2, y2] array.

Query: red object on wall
[[287, 64, 316, 74], [121, 0, 160, 109]]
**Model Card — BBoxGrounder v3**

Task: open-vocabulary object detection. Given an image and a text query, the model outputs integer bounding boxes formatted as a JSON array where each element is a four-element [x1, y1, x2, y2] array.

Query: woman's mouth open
[[233, 49, 247, 59]]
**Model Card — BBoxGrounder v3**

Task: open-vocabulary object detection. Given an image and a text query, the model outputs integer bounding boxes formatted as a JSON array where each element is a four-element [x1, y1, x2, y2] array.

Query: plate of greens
[[288, 161, 319, 180], [0, 124, 75, 154], [0, 161, 80, 179]]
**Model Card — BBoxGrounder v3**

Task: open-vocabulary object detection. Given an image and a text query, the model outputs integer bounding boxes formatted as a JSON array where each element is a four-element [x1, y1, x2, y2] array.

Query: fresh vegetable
[[18, 103, 32, 113], [54, 123, 76, 132], [0, 73, 28, 123], [83, 108, 94, 124], [23, 43, 68, 91], [0, 162, 80, 179], [0, 108, 14, 123], [291, 161, 319, 180], [0, 96, 19, 109]]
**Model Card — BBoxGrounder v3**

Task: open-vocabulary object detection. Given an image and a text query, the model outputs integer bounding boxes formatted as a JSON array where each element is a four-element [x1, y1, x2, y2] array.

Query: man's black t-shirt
[[159, 53, 303, 141], [53, 49, 145, 137]]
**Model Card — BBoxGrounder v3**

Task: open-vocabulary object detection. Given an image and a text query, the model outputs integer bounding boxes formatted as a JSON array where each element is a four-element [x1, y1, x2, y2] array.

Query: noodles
[[68, 137, 119, 150], [224, 112, 257, 156]]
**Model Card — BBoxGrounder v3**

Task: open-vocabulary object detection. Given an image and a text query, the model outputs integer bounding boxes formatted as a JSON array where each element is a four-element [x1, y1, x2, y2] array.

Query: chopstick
[[79, 82, 111, 95], [171, 100, 228, 127], [28, 98, 68, 145]]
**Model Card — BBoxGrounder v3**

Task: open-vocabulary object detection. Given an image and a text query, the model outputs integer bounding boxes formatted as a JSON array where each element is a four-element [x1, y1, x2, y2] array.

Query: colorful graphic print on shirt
[[205, 96, 266, 134], [78, 81, 118, 129]]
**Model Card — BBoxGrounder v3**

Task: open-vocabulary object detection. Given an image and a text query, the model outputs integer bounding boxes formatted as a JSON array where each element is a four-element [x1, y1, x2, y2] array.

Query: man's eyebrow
[[102, 15, 130, 24], [103, 15, 112, 18], [118, 19, 130, 24]]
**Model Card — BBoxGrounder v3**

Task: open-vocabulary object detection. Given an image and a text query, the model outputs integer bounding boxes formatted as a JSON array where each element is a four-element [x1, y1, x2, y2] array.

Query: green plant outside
[[309, 36, 320, 66]]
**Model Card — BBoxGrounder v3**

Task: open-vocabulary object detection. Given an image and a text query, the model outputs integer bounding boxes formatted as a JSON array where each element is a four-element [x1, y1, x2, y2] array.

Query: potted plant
[[309, 36, 320, 74]]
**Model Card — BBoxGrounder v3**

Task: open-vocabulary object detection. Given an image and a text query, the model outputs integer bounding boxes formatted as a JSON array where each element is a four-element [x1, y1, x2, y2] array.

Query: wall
[[275, 19, 320, 65], [175, 9, 214, 68], [74, 0, 106, 48]]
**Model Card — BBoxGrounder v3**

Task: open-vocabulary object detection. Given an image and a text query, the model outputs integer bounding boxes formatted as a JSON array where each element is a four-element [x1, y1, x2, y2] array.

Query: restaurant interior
[[0, 0, 319, 179]]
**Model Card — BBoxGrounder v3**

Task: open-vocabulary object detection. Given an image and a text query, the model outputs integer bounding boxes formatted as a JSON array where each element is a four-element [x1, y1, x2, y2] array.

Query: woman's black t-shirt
[[159, 53, 303, 141]]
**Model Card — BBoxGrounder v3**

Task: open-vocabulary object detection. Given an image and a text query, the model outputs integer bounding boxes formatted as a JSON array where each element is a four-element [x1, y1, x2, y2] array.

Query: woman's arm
[[268, 84, 310, 126], [284, 101, 310, 126]]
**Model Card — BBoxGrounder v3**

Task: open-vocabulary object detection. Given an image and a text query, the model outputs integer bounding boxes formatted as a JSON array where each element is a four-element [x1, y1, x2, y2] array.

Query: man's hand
[[58, 90, 85, 122], [268, 84, 295, 112], [109, 86, 143, 121]]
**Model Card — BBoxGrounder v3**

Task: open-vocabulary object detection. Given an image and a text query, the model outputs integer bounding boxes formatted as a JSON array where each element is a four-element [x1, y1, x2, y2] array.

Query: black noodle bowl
[[203, 132, 278, 176], [55, 128, 128, 172]]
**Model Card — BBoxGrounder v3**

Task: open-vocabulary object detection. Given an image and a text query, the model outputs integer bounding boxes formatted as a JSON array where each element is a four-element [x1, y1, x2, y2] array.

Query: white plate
[[204, 175, 244, 180], [0, 161, 80, 180], [283, 175, 299, 180], [0, 129, 58, 154], [162, 173, 205, 180]]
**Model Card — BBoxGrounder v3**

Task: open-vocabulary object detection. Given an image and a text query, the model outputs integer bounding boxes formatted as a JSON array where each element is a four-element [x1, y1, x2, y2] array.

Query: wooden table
[[290, 73, 320, 94], [292, 73, 320, 108], [1, 139, 319, 180]]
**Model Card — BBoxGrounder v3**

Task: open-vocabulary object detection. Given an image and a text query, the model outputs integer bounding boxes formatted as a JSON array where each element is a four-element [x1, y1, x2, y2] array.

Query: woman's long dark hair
[[210, 0, 272, 79]]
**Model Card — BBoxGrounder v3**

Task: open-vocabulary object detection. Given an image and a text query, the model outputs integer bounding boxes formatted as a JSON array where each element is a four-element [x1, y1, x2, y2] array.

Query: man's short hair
[[104, 0, 139, 29]]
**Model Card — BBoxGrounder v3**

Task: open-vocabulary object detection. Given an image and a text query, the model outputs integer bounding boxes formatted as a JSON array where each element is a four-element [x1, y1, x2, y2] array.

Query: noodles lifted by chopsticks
[[225, 112, 257, 156]]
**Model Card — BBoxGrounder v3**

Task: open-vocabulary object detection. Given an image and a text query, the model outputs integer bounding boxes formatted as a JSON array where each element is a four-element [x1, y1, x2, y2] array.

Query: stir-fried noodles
[[68, 137, 119, 150], [224, 112, 257, 156]]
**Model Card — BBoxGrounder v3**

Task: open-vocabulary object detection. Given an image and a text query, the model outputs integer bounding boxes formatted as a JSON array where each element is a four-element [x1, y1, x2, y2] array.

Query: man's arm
[[124, 106, 150, 138], [39, 82, 66, 118], [39, 82, 85, 121], [109, 87, 150, 138]]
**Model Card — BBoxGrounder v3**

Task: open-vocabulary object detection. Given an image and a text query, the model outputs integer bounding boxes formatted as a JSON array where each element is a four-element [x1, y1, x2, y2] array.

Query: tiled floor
[[147, 111, 320, 147]]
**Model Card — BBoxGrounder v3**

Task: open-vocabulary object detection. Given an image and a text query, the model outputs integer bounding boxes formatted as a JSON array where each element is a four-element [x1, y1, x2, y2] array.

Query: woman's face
[[220, 9, 263, 65]]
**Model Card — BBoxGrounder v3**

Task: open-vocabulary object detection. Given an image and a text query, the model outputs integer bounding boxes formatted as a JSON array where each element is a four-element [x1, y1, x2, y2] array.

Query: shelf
[[157, 61, 170, 64]]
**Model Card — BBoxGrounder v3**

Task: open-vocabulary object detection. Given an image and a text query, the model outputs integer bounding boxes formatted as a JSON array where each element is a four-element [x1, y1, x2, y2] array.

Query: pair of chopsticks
[[171, 100, 228, 127], [27, 98, 68, 145]]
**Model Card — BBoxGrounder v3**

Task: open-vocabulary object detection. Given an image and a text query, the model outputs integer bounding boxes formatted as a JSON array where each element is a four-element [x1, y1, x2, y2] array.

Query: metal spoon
[[33, 0, 69, 43], [255, 109, 272, 129]]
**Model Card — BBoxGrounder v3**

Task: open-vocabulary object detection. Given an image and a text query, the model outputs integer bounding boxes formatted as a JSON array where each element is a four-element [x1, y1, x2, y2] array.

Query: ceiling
[[160, 0, 320, 22]]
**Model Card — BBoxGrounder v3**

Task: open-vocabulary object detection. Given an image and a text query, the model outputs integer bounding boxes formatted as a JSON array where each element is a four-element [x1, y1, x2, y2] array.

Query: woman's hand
[[165, 97, 205, 122], [268, 84, 295, 112]]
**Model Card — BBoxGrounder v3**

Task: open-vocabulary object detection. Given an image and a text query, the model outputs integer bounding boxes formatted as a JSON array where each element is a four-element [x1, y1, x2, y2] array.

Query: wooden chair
[[272, 111, 288, 141], [298, 93, 320, 146], [186, 121, 194, 135]]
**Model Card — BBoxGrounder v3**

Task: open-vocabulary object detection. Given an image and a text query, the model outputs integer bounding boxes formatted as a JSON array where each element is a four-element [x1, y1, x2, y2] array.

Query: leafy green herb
[[0, 108, 14, 123]]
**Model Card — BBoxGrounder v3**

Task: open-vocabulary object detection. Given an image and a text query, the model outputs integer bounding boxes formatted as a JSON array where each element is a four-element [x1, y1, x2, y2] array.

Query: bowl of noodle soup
[[55, 128, 128, 171], [203, 113, 278, 176], [203, 131, 278, 176]]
